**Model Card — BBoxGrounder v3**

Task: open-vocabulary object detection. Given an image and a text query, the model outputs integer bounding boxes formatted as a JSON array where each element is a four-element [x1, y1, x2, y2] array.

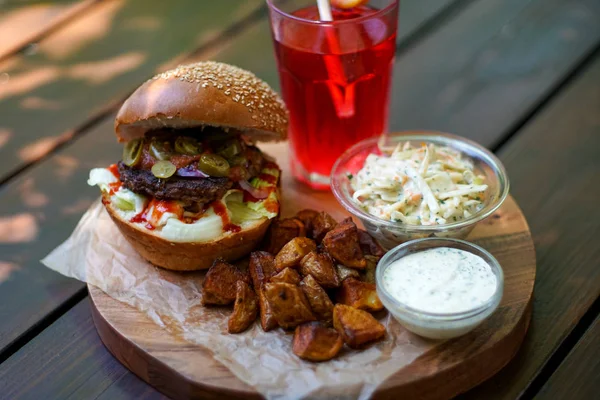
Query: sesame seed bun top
[[115, 61, 289, 143]]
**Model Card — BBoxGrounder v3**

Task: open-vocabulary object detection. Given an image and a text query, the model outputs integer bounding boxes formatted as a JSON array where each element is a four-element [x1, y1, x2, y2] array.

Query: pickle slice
[[151, 160, 176, 179], [122, 138, 143, 167], [197, 154, 230, 177]]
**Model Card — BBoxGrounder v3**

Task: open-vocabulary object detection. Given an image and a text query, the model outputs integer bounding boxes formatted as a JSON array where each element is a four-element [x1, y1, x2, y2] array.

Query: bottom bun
[[103, 198, 271, 271]]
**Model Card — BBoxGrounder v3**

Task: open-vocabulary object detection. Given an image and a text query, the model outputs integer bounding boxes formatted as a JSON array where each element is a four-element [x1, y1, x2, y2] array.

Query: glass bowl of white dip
[[375, 237, 504, 340], [330, 131, 509, 250]]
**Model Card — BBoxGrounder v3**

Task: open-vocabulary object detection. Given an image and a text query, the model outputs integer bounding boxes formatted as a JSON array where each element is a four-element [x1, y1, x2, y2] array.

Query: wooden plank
[[0, 0, 455, 184], [0, 0, 99, 60], [0, 0, 460, 355], [0, 0, 265, 181], [0, 299, 168, 400], [389, 0, 600, 148], [535, 315, 600, 400], [461, 54, 600, 398], [2, 0, 599, 398]]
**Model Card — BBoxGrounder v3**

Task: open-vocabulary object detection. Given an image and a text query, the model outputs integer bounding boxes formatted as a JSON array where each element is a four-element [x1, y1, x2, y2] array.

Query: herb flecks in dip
[[350, 142, 488, 225], [382, 247, 497, 314]]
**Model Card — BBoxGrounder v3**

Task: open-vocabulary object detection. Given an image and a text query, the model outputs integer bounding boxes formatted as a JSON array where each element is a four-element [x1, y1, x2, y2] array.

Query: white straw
[[317, 0, 333, 21]]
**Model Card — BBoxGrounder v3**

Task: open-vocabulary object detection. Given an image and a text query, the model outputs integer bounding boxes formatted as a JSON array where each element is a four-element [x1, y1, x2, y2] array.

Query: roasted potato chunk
[[299, 250, 340, 288], [336, 277, 383, 312], [270, 267, 302, 285], [274, 237, 317, 270], [202, 259, 251, 305], [333, 304, 385, 348], [361, 255, 379, 284], [264, 218, 306, 254], [293, 322, 343, 362], [311, 211, 338, 243], [258, 287, 278, 332], [263, 282, 316, 329], [322, 218, 366, 269], [295, 209, 319, 235], [335, 264, 360, 282], [358, 229, 385, 257], [228, 281, 258, 334], [249, 251, 276, 290], [299, 275, 334, 324]]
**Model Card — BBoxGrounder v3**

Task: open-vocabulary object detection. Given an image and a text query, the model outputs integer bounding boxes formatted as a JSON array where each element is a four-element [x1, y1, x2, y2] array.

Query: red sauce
[[152, 199, 180, 215], [242, 190, 260, 203], [146, 199, 183, 227], [107, 164, 120, 179], [108, 181, 122, 195], [211, 200, 241, 233], [224, 223, 242, 233], [130, 211, 147, 224], [139, 147, 157, 170], [145, 223, 155, 231], [263, 197, 279, 214], [169, 154, 200, 169], [258, 173, 277, 185], [263, 161, 279, 170]]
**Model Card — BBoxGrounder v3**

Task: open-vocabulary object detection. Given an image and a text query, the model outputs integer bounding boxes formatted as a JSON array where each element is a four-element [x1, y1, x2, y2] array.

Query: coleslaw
[[350, 142, 488, 226]]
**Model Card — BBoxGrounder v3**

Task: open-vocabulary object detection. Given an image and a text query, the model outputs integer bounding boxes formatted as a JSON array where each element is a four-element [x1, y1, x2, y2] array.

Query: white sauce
[[382, 247, 497, 314]]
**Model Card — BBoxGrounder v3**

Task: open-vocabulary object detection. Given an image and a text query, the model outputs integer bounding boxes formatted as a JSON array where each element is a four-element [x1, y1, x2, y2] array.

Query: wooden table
[[0, 0, 598, 398]]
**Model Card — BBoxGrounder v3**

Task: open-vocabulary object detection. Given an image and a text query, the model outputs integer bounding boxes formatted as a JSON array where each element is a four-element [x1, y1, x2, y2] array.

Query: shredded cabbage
[[350, 143, 488, 225]]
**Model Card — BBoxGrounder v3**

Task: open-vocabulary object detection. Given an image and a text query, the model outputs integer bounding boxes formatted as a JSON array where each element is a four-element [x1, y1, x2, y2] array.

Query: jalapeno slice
[[216, 139, 242, 159], [175, 137, 201, 155], [197, 154, 230, 177], [151, 160, 176, 179], [122, 138, 143, 167], [228, 154, 247, 166], [150, 139, 171, 160]]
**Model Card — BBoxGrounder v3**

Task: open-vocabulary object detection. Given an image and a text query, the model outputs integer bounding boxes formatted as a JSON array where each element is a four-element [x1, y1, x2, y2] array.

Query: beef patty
[[118, 162, 232, 204]]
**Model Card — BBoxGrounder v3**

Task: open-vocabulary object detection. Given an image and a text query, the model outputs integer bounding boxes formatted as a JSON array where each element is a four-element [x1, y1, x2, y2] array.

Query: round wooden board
[[89, 143, 536, 400]]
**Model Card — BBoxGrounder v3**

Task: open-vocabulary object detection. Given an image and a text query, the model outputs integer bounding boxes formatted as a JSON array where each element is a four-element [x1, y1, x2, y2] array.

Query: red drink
[[268, 1, 398, 189]]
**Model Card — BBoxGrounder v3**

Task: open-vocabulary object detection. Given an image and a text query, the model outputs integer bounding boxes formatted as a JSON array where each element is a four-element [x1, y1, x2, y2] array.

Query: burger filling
[[88, 127, 280, 243]]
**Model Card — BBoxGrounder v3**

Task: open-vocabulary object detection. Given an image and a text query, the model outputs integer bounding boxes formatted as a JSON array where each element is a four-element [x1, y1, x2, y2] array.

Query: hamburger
[[87, 62, 288, 271]]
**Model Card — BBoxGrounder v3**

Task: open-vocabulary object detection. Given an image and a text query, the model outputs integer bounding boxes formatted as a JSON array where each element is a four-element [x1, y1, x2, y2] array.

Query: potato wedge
[[336, 264, 360, 282], [228, 281, 258, 334], [249, 251, 276, 290], [295, 209, 319, 235], [258, 287, 278, 332], [322, 218, 366, 269], [333, 304, 385, 348], [311, 211, 338, 243], [274, 237, 317, 270], [299, 275, 334, 324], [299, 250, 340, 288], [336, 277, 383, 312], [202, 259, 251, 305], [270, 267, 302, 285], [264, 282, 316, 329], [292, 322, 343, 362], [361, 255, 379, 285], [265, 218, 306, 254], [358, 229, 385, 257]]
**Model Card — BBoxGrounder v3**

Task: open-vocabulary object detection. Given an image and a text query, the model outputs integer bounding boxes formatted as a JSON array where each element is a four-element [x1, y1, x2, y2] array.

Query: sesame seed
[[150, 61, 289, 132]]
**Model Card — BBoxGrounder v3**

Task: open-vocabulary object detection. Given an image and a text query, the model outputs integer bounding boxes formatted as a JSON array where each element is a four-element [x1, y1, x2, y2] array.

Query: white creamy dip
[[381, 247, 497, 314]]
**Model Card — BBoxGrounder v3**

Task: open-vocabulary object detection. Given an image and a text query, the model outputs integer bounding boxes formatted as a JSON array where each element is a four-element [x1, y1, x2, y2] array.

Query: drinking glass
[[267, 0, 399, 189]]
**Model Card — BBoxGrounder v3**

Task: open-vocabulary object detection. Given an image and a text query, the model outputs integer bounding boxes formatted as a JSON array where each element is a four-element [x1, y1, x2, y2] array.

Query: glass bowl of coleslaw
[[330, 131, 509, 249]]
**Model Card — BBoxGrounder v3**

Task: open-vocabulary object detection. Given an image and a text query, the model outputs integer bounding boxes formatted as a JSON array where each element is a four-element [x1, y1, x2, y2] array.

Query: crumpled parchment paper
[[42, 200, 435, 400]]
